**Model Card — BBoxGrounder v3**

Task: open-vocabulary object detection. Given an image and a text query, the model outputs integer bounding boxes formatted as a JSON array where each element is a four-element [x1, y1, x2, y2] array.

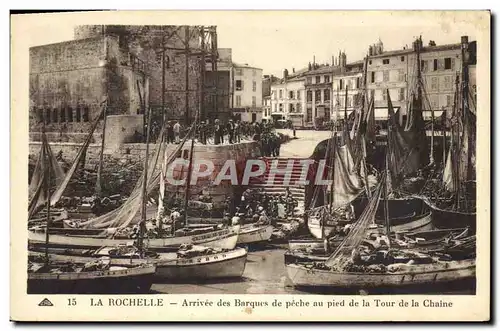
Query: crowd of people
[[220, 187, 298, 226], [139, 118, 285, 147]]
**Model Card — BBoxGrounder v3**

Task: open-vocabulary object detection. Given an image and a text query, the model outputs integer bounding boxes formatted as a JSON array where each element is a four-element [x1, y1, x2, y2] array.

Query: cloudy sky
[[20, 11, 484, 77]]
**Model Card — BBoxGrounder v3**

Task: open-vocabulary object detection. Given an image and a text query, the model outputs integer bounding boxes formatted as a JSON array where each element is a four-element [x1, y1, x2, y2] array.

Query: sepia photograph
[[10, 9, 491, 321]]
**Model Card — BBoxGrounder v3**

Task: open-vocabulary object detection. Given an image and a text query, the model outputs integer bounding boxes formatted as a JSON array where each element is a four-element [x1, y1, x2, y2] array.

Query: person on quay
[[165, 120, 174, 144], [227, 119, 235, 144], [235, 120, 241, 143], [214, 119, 221, 145], [173, 120, 181, 144], [198, 121, 207, 144]]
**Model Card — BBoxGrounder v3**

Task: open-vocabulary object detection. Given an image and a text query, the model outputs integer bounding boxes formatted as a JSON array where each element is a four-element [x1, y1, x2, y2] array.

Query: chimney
[[308, 62, 312, 71], [283, 69, 289, 79], [340, 51, 347, 69], [292, 68, 295, 73], [461, 35, 469, 44], [369, 46, 373, 56]]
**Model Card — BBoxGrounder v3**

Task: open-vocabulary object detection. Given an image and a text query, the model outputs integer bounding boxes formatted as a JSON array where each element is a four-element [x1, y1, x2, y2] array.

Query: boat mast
[[416, 36, 433, 165], [343, 85, 349, 146], [183, 123, 196, 228], [384, 151, 391, 249], [42, 129, 51, 266], [461, 36, 473, 183], [361, 55, 372, 198], [328, 132, 337, 214], [95, 100, 107, 197], [336, 87, 340, 132], [138, 106, 153, 254], [453, 75, 461, 208], [442, 105, 447, 168]]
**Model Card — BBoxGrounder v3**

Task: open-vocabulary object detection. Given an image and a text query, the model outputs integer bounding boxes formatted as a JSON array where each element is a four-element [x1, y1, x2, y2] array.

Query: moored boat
[[236, 224, 273, 245], [27, 257, 156, 294], [28, 224, 241, 251], [30, 244, 248, 281], [285, 258, 475, 290]]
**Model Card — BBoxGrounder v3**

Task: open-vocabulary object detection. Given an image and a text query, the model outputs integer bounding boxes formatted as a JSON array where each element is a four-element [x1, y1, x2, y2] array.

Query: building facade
[[29, 34, 147, 142], [331, 60, 364, 122], [366, 39, 410, 122], [366, 36, 477, 122], [74, 25, 206, 124], [231, 63, 263, 122], [262, 95, 271, 121], [303, 65, 335, 127], [270, 69, 307, 127]]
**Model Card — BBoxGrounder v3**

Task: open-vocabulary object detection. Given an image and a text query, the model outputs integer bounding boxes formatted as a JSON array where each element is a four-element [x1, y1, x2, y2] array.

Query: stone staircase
[[248, 157, 310, 212]]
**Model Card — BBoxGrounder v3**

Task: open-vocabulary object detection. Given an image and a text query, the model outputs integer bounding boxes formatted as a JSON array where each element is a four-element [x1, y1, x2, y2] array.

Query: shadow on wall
[[106, 57, 130, 115]]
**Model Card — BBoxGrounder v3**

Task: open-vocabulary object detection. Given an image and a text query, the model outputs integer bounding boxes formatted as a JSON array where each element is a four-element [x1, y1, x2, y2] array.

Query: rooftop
[[369, 41, 473, 59], [232, 62, 263, 71]]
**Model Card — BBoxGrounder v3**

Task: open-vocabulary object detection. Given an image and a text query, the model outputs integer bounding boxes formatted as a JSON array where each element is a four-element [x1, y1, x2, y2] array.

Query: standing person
[[218, 120, 225, 144], [173, 121, 181, 144], [235, 120, 241, 143], [227, 119, 235, 144], [275, 133, 282, 157], [198, 121, 207, 144], [166, 121, 174, 144], [214, 119, 221, 145]]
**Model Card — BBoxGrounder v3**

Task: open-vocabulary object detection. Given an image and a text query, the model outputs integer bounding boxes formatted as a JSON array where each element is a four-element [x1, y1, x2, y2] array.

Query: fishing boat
[[405, 36, 476, 231], [288, 238, 326, 251], [286, 146, 475, 292], [28, 257, 156, 294], [30, 244, 248, 281], [28, 224, 240, 251], [236, 223, 274, 245], [285, 258, 475, 290], [27, 128, 156, 295], [29, 115, 242, 251]]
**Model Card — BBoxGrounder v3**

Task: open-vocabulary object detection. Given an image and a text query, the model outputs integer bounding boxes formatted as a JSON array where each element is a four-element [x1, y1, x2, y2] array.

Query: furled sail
[[28, 131, 65, 217], [443, 107, 476, 191], [325, 171, 386, 268], [386, 91, 428, 186], [79, 123, 195, 229], [49, 107, 104, 206]]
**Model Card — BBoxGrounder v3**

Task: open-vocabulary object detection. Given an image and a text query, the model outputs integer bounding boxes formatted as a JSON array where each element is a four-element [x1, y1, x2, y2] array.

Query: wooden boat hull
[[237, 225, 273, 245], [27, 264, 156, 294], [284, 250, 329, 265], [31, 248, 248, 281], [288, 239, 326, 251], [28, 225, 241, 251], [156, 247, 247, 280], [418, 197, 476, 233], [285, 259, 475, 289], [308, 211, 433, 239], [307, 218, 335, 239]]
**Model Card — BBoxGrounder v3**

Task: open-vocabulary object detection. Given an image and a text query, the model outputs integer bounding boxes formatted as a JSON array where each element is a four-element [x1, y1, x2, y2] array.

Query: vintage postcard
[[10, 10, 490, 322]]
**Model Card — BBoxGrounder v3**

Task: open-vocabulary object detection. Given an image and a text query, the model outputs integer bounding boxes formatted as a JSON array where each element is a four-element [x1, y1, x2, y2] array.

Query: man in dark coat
[[214, 119, 221, 145], [227, 119, 235, 144], [166, 121, 174, 144]]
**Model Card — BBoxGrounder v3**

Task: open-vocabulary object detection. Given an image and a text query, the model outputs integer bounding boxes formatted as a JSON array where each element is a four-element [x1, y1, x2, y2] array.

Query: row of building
[[265, 36, 477, 128], [29, 25, 264, 144], [29, 26, 476, 145]]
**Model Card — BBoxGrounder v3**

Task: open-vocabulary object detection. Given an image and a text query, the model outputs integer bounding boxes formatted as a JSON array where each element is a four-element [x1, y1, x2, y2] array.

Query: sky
[[22, 11, 483, 78]]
